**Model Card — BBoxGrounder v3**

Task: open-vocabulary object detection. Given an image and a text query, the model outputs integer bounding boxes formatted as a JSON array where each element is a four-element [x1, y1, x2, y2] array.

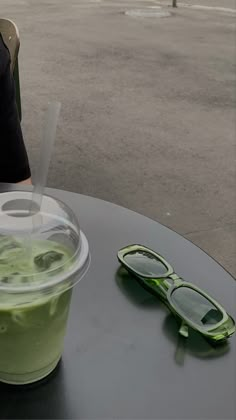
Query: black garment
[[0, 33, 31, 182]]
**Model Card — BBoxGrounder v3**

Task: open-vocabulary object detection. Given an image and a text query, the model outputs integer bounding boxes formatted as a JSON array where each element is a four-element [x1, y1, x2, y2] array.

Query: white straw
[[23, 102, 61, 258], [32, 101, 61, 211]]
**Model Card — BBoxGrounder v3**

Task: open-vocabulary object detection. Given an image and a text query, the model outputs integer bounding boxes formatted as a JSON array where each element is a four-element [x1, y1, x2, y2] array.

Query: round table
[[0, 185, 235, 420]]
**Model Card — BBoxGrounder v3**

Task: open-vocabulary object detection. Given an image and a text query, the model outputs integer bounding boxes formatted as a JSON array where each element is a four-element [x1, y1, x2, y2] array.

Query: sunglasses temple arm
[[175, 334, 187, 365], [178, 321, 189, 338]]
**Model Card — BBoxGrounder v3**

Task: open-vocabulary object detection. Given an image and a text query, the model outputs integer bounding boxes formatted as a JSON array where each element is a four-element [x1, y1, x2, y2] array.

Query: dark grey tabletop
[[0, 184, 235, 420]]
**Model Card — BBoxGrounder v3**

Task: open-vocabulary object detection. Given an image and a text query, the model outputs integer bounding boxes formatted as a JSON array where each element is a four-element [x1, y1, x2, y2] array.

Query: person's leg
[[19, 177, 32, 185], [0, 34, 31, 183]]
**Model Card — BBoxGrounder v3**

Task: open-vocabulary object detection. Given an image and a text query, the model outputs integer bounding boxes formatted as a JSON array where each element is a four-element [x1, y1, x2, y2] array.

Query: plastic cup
[[0, 191, 90, 385]]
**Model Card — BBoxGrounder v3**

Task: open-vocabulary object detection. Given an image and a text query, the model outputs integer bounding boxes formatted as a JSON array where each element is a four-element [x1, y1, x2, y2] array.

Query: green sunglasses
[[118, 245, 235, 343]]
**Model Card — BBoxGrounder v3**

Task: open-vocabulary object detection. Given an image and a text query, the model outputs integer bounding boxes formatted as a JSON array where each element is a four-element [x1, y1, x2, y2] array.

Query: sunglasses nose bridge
[[169, 273, 182, 282], [163, 276, 181, 290]]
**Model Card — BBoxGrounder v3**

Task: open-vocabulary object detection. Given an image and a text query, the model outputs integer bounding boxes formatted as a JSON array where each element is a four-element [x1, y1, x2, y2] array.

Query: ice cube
[[0, 236, 21, 256], [1, 277, 10, 283], [20, 276, 29, 283], [34, 251, 64, 271]]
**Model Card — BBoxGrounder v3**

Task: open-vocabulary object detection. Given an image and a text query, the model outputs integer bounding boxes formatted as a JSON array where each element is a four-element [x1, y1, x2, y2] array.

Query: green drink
[[0, 237, 73, 384], [0, 192, 90, 385]]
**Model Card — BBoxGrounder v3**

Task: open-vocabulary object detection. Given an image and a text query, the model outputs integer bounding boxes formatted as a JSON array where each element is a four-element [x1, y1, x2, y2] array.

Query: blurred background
[[2, 0, 235, 276]]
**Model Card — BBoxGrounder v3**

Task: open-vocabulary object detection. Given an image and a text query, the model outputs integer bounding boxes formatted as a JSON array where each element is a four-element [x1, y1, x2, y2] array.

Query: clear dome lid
[[0, 191, 90, 295]]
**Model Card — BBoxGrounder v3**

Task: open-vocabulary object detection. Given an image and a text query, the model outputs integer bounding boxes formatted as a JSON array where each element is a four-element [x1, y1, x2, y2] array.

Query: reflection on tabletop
[[116, 267, 230, 364]]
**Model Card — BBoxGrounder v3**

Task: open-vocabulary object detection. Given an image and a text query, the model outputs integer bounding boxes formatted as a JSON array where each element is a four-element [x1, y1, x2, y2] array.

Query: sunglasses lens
[[171, 286, 223, 328], [123, 250, 168, 277]]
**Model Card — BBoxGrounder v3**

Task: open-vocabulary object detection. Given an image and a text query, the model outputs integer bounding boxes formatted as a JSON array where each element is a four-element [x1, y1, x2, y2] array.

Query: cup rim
[[0, 190, 90, 294], [0, 231, 90, 294]]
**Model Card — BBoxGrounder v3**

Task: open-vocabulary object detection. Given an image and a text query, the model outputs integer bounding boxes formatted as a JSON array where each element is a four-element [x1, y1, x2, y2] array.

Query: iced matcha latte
[[0, 237, 74, 384], [0, 192, 90, 385]]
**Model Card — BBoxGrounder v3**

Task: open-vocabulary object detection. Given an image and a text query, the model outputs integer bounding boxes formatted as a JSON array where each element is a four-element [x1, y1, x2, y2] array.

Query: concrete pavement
[[1, 0, 235, 275]]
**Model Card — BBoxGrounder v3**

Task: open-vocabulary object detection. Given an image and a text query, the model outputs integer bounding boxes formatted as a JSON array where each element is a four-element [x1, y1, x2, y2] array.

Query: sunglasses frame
[[118, 244, 235, 342]]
